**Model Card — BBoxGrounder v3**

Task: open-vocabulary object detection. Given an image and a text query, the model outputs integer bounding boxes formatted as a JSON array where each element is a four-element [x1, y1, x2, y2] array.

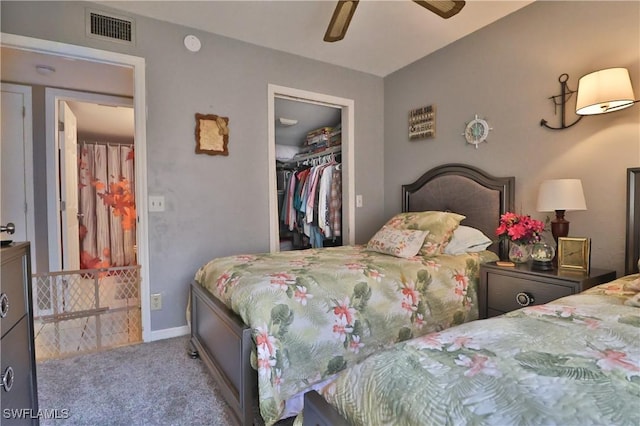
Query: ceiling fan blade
[[413, 0, 466, 19], [324, 0, 359, 42]]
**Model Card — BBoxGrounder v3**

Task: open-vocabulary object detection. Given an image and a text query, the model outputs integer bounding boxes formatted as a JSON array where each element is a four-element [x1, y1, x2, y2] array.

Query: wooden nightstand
[[479, 261, 616, 319]]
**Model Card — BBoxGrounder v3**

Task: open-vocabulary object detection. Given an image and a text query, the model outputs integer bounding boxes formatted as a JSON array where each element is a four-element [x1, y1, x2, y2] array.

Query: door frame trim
[[45, 89, 133, 271], [267, 84, 355, 252], [1, 33, 152, 342], [1, 83, 36, 270]]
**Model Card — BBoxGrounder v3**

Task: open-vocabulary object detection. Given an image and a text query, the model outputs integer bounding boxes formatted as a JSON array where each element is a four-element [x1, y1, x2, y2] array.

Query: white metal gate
[[32, 266, 141, 360]]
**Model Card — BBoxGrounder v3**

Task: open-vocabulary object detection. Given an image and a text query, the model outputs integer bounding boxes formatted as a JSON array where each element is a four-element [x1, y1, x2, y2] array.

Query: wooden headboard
[[402, 164, 515, 260], [626, 167, 640, 275]]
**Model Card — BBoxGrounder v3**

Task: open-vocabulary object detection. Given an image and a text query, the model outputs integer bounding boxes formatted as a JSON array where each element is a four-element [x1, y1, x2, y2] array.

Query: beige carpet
[[37, 335, 235, 425]]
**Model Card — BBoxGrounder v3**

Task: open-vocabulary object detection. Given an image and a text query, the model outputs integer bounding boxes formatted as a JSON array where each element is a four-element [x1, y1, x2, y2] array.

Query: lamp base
[[551, 210, 570, 267], [551, 210, 570, 243]]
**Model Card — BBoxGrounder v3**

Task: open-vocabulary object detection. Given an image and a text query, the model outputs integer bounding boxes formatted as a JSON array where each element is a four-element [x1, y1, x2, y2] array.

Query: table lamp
[[536, 179, 587, 244]]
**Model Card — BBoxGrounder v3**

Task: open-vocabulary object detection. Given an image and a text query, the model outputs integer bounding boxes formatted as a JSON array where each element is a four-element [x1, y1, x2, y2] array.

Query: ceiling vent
[[86, 9, 135, 45]]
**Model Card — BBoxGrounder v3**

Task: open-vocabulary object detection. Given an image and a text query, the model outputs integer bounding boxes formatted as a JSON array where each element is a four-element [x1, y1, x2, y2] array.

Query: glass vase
[[508, 242, 532, 263]]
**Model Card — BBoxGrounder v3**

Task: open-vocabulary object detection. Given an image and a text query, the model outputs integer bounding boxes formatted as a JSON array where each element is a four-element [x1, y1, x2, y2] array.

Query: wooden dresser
[[1, 242, 39, 425]]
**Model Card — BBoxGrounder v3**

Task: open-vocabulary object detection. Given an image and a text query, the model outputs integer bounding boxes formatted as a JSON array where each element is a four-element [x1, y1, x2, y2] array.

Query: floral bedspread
[[320, 274, 640, 426], [194, 245, 498, 425]]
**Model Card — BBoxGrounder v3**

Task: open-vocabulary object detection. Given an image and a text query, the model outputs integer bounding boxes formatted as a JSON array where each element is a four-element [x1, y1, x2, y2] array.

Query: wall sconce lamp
[[536, 179, 587, 244], [540, 67, 637, 130], [576, 68, 636, 115]]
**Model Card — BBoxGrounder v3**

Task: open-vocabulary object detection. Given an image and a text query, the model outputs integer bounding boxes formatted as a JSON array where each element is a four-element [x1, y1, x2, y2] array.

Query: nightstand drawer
[[487, 273, 572, 313], [479, 262, 616, 319]]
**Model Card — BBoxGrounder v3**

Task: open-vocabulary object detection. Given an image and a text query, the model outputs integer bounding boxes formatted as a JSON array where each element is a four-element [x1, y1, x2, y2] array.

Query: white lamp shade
[[576, 68, 635, 115], [537, 179, 587, 212]]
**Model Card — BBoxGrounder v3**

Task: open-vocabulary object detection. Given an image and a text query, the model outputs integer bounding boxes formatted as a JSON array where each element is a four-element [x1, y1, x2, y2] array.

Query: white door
[[59, 101, 80, 270], [1, 83, 35, 261]]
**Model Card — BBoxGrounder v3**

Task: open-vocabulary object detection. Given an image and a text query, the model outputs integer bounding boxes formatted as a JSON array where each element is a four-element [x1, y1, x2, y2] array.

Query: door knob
[[0, 223, 15, 234]]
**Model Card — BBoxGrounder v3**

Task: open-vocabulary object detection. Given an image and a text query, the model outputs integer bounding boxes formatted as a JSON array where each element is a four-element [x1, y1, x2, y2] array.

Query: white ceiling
[[1, 47, 135, 140], [96, 0, 534, 77], [1, 47, 134, 97], [275, 98, 341, 146]]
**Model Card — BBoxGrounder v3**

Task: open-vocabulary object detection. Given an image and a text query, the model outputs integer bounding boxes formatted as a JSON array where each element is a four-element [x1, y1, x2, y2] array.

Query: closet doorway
[[275, 99, 341, 251], [267, 85, 355, 253]]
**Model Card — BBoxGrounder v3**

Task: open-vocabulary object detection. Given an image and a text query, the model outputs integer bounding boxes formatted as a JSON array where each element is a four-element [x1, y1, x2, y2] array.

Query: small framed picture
[[557, 237, 591, 273], [195, 113, 229, 156]]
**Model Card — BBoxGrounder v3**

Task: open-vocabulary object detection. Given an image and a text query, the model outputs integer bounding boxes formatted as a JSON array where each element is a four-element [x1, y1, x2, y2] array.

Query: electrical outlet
[[149, 195, 165, 212], [150, 293, 162, 310]]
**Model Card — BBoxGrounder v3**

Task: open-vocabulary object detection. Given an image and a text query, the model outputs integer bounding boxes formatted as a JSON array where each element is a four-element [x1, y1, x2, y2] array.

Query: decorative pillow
[[366, 226, 428, 258], [383, 211, 465, 256], [626, 276, 640, 292], [444, 225, 493, 255], [625, 292, 640, 307]]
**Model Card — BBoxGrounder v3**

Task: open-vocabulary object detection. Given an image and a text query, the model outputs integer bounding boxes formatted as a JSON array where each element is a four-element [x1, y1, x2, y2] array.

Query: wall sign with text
[[409, 105, 435, 140]]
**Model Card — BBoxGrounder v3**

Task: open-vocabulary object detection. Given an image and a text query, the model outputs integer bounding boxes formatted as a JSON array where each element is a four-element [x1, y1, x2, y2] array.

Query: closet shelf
[[283, 145, 341, 165]]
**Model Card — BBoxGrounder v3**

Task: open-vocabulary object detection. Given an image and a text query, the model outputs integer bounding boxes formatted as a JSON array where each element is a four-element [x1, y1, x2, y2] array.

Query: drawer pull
[[515, 292, 534, 307], [2, 366, 14, 392], [0, 293, 8, 318]]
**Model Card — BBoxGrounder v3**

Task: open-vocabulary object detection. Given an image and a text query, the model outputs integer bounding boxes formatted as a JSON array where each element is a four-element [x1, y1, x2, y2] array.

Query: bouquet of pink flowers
[[495, 212, 545, 244]]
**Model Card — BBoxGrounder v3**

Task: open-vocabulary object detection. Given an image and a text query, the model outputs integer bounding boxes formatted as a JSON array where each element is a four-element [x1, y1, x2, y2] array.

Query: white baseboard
[[149, 325, 190, 341]]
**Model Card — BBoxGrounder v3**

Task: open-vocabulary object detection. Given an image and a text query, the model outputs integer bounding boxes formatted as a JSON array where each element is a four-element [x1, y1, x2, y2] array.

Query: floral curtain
[[78, 142, 136, 269]]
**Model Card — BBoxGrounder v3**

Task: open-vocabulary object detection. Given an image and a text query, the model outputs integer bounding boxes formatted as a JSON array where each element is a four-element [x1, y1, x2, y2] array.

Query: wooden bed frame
[[189, 164, 514, 426], [303, 165, 640, 426]]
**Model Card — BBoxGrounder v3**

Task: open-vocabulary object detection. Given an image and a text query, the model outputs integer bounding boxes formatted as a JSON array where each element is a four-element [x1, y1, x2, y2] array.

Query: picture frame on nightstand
[[558, 237, 591, 273]]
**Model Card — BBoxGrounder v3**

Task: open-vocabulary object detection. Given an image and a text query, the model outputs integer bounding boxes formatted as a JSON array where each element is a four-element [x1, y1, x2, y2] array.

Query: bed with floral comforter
[[194, 245, 498, 424], [318, 273, 640, 426]]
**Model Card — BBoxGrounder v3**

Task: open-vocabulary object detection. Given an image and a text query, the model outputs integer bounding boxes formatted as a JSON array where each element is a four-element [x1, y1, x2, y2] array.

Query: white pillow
[[366, 226, 429, 258], [443, 225, 493, 255]]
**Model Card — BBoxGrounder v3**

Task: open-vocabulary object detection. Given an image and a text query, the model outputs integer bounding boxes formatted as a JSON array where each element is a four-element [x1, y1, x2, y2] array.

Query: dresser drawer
[[1, 316, 34, 425], [1, 252, 27, 337], [487, 273, 572, 314]]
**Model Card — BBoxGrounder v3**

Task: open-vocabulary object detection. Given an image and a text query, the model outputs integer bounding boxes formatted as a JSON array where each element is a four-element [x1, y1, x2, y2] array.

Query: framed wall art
[[557, 237, 591, 273], [408, 105, 435, 140], [195, 113, 229, 156]]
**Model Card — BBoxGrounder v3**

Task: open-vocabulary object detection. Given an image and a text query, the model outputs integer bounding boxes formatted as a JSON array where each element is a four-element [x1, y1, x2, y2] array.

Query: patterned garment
[[320, 274, 640, 426], [194, 246, 498, 425], [329, 167, 342, 237]]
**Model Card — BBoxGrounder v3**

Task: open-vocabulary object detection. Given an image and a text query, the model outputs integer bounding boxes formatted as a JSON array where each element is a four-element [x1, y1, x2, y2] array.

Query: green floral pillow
[[366, 227, 429, 258], [383, 211, 465, 256]]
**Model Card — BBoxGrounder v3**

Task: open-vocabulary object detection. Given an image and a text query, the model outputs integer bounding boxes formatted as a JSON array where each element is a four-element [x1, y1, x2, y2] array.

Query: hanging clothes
[[279, 152, 341, 249], [330, 165, 342, 237]]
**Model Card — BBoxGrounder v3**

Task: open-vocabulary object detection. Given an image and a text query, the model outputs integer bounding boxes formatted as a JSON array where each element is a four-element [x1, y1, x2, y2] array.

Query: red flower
[[495, 212, 545, 244]]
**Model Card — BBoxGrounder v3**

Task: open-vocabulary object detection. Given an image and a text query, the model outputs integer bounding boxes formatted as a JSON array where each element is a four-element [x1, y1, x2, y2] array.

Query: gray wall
[[383, 1, 640, 276], [1, 1, 385, 332]]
